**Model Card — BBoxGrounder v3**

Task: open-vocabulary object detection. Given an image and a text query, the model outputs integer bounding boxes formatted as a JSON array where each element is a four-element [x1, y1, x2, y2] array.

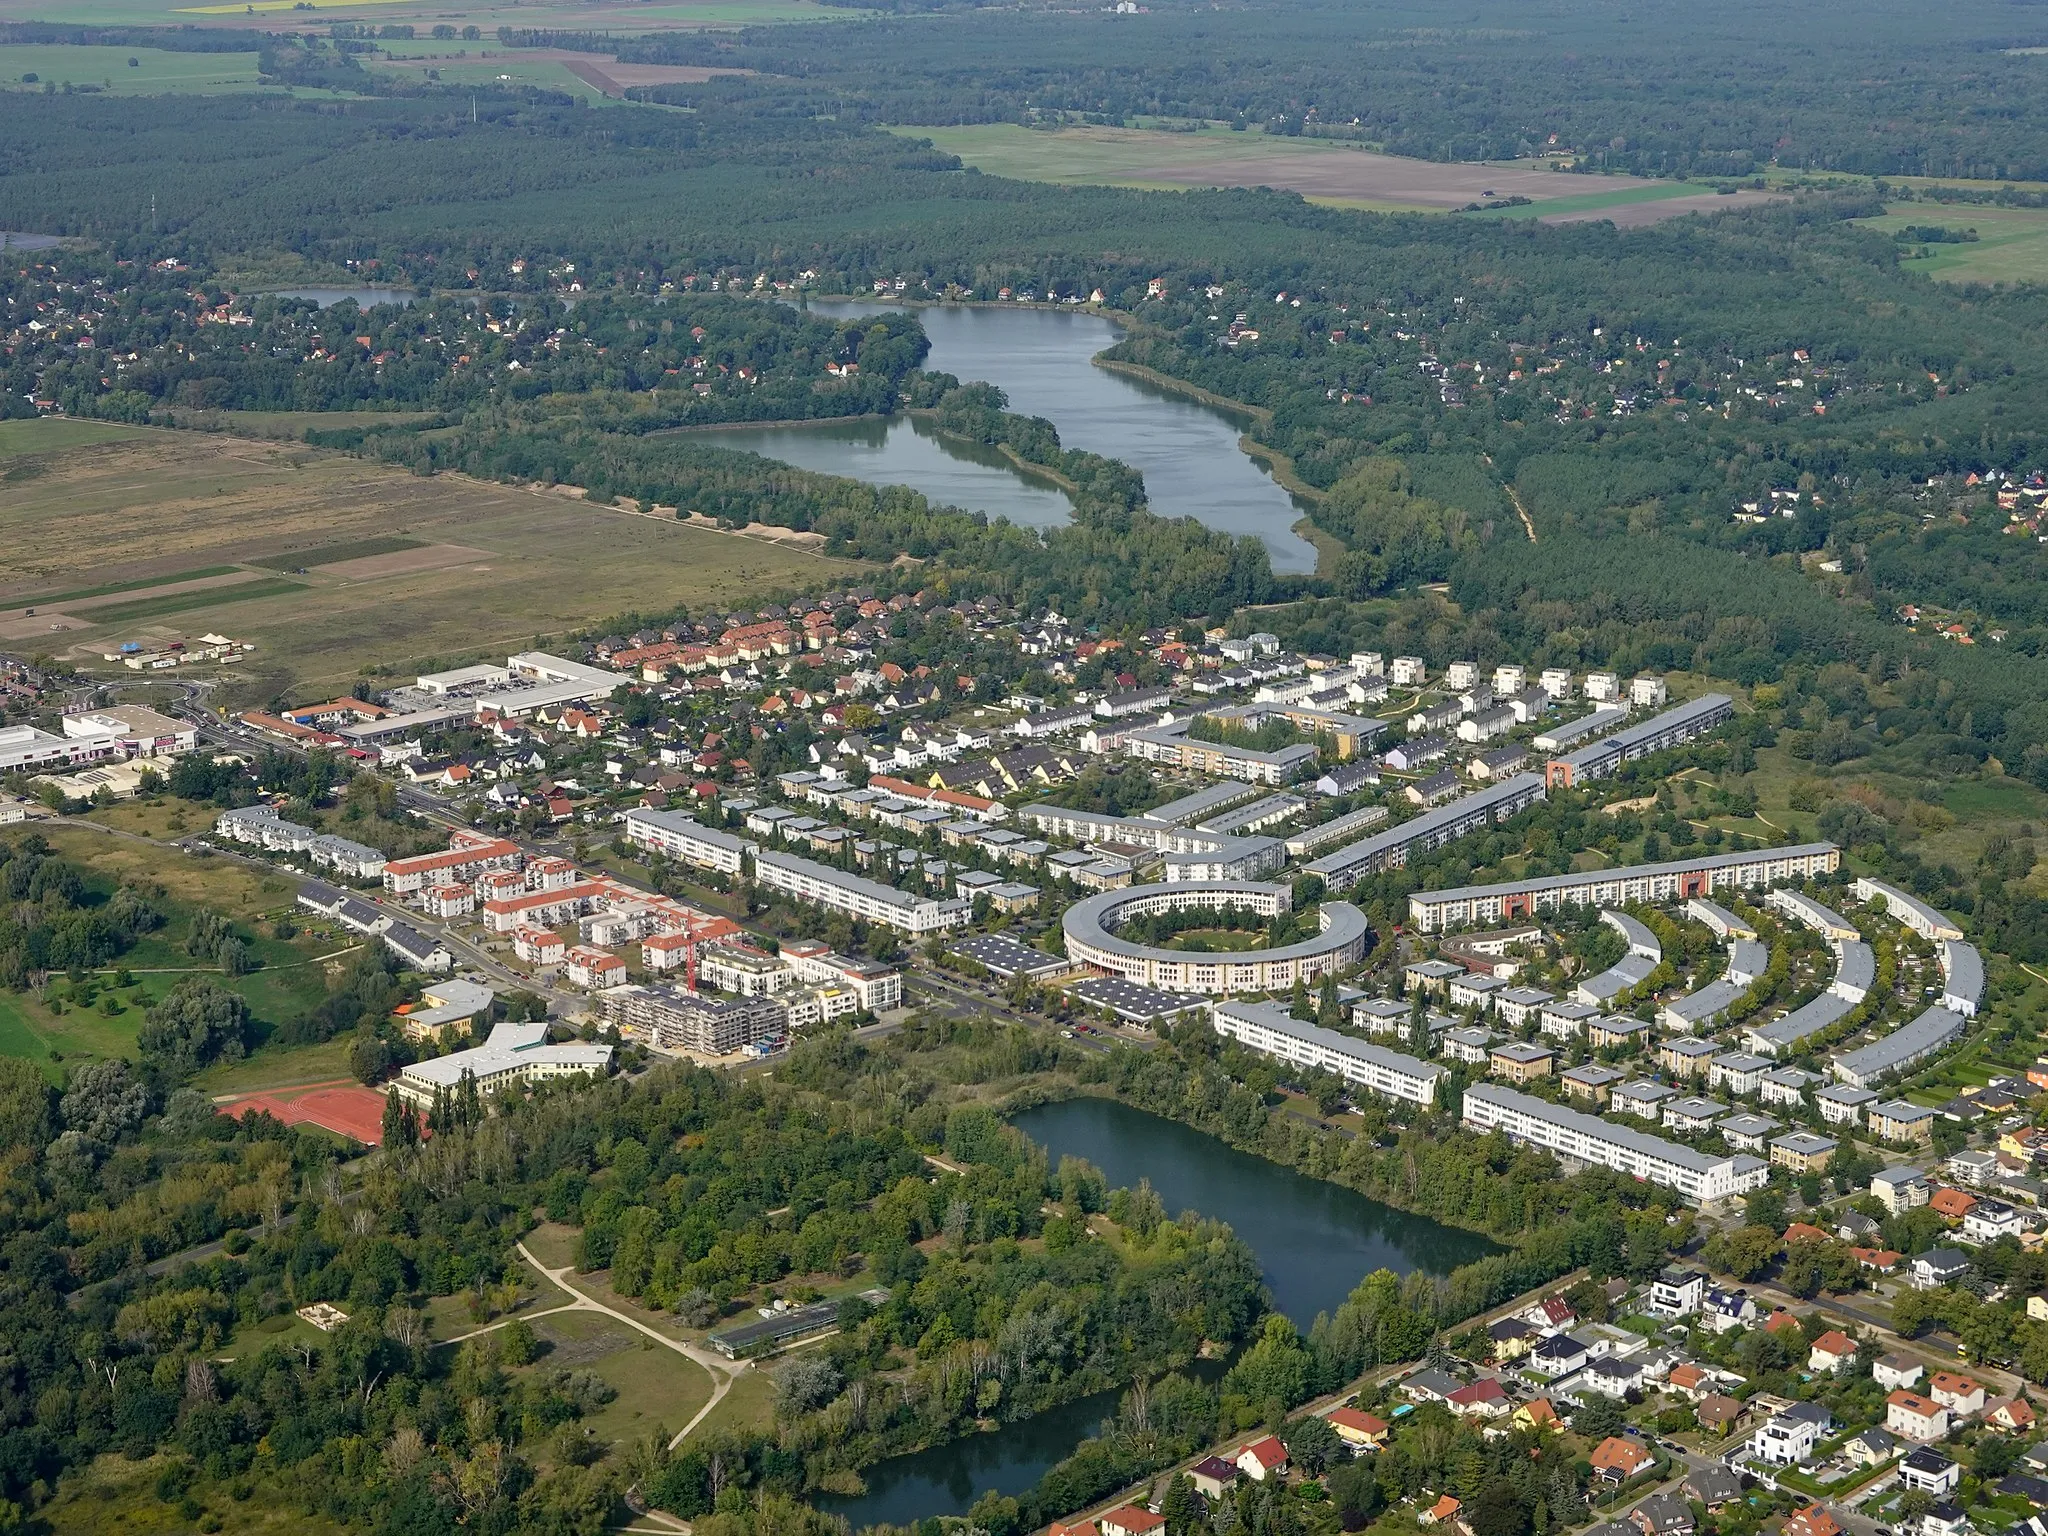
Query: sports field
[[1855, 204, 2048, 285], [906, 123, 1787, 223], [0, 418, 867, 700]]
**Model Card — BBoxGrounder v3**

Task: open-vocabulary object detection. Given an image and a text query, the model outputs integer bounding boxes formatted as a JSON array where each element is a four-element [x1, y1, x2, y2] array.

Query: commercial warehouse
[[1461, 1084, 1771, 1205], [1407, 843, 1840, 933]]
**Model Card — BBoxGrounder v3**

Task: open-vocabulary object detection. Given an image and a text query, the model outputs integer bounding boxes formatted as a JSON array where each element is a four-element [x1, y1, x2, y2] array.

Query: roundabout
[[1061, 880, 1370, 995]]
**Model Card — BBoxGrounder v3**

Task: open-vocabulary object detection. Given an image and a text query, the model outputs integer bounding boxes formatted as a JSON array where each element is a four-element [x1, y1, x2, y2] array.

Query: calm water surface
[[816, 1098, 1492, 1526], [814, 1384, 1124, 1530], [1011, 1097, 1497, 1326], [719, 301, 1319, 571], [704, 414, 1074, 531]]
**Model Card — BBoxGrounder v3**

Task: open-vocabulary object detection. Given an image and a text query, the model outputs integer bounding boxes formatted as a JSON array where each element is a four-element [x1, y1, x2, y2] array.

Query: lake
[[708, 301, 1320, 572], [815, 1097, 1492, 1527], [1010, 1096, 1497, 1326], [698, 414, 1074, 532], [814, 1383, 1125, 1530]]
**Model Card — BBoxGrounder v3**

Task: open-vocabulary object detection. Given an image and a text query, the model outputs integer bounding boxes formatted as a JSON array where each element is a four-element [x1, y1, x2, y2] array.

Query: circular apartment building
[[1062, 881, 1370, 995]]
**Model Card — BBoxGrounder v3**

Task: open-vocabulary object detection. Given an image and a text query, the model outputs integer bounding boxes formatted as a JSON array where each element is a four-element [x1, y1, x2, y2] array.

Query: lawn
[[193, 1035, 357, 1097], [692, 1365, 775, 1438], [579, 1333, 716, 1447], [523, 1221, 583, 1270], [1854, 204, 2048, 285]]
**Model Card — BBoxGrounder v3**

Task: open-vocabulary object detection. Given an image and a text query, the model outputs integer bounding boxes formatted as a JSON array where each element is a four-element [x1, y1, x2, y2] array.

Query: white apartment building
[[623, 806, 755, 874], [1461, 1084, 1770, 1205], [753, 849, 970, 935], [1213, 1000, 1444, 1107]]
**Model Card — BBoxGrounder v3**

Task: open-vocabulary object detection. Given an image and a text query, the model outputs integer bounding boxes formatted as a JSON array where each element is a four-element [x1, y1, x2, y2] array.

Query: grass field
[[693, 1365, 774, 1438], [0, 824, 344, 1078], [1854, 204, 2048, 285], [528, 1310, 718, 1447], [249, 536, 423, 570], [38, 1454, 351, 1536], [22, 566, 242, 606], [0, 418, 868, 700], [0, 43, 267, 94]]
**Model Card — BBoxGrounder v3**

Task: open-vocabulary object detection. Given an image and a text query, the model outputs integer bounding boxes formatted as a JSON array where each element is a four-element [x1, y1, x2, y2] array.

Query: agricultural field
[[906, 124, 1788, 223], [1854, 203, 2048, 285], [0, 419, 867, 701], [0, 0, 848, 31], [0, 42, 268, 94]]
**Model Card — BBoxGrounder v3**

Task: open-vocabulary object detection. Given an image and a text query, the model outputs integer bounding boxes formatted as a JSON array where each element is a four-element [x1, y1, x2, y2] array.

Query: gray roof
[[1580, 951, 1657, 1000], [1837, 939, 1876, 994], [1464, 1083, 1746, 1177], [1749, 990, 1854, 1051], [1305, 773, 1544, 881], [1943, 940, 1985, 1009], [1603, 909, 1662, 959], [1665, 977, 1745, 1023], [1727, 937, 1770, 981], [1833, 1006, 1965, 1084], [1214, 1001, 1444, 1086], [1063, 884, 1370, 969]]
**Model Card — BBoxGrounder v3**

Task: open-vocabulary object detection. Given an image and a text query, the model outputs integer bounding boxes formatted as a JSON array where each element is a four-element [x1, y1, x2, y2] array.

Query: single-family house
[[1899, 1447, 1962, 1497], [1630, 1493, 1694, 1536], [1784, 1508, 1841, 1536], [1187, 1457, 1240, 1499], [1991, 1399, 2040, 1435], [1887, 1389, 1952, 1441], [1490, 1317, 1535, 1361], [1913, 1249, 1970, 1289], [1929, 1372, 1986, 1417], [1696, 1395, 1748, 1438], [1683, 1466, 1742, 1509], [1327, 1408, 1389, 1452], [1514, 1398, 1561, 1434], [1648, 1268, 1705, 1317], [1237, 1436, 1289, 1482], [1448, 1378, 1512, 1419], [1589, 1436, 1654, 1482], [1102, 1508, 1166, 1536], [1845, 1427, 1901, 1467], [1875, 1353, 1926, 1390], [1752, 1402, 1832, 1465], [1809, 1330, 1860, 1374]]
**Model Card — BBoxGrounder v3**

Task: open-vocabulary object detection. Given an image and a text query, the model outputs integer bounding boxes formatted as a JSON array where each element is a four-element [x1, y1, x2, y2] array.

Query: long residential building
[[1126, 723, 1317, 785], [1461, 1083, 1771, 1205], [1407, 843, 1840, 933], [383, 831, 524, 895], [1018, 803, 1285, 880], [1941, 940, 1984, 1017], [1533, 707, 1628, 753], [754, 848, 970, 934], [1852, 878, 1965, 942], [1543, 694, 1735, 787], [594, 984, 787, 1056], [1306, 773, 1546, 886], [1063, 882, 1371, 994], [1745, 991, 1855, 1056], [622, 806, 755, 875], [1831, 1006, 1966, 1088], [1212, 999, 1444, 1106]]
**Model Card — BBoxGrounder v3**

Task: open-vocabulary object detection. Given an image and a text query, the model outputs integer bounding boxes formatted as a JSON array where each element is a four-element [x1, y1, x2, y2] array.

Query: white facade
[[623, 806, 754, 874], [1461, 1084, 1770, 1205], [754, 849, 970, 934], [1214, 1000, 1443, 1107]]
